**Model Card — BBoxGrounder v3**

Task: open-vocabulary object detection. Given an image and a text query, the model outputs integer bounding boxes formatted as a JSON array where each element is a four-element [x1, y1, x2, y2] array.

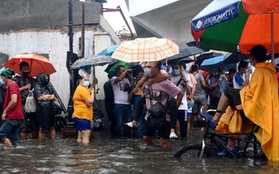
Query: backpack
[[24, 89, 36, 113]]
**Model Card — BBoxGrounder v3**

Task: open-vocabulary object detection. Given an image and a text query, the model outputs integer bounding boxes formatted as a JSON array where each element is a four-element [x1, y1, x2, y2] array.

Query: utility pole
[[81, 3, 85, 58], [101, 5, 135, 39], [67, 0, 74, 122]]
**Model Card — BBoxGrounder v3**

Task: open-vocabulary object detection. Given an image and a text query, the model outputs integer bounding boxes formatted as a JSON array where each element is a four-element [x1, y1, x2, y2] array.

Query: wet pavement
[[0, 128, 278, 174]]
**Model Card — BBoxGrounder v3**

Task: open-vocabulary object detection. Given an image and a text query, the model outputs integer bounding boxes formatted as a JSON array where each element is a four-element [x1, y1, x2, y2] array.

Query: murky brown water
[[0, 128, 278, 174]]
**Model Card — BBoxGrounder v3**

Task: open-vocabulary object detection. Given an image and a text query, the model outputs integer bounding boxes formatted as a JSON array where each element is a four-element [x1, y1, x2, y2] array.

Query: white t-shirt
[[111, 76, 131, 105], [169, 71, 192, 110]]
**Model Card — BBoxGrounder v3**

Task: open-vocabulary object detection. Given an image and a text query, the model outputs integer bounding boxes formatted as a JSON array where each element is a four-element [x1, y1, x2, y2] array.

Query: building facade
[[0, 0, 121, 106], [127, 0, 211, 40]]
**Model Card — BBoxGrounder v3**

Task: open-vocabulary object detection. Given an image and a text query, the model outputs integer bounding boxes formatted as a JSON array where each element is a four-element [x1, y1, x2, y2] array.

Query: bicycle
[[174, 106, 265, 160]]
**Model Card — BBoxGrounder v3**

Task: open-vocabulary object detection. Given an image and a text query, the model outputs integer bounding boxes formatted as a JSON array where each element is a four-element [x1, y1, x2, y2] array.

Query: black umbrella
[[168, 46, 204, 62], [223, 52, 249, 65], [179, 57, 194, 64], [196, 52, 223, 66]]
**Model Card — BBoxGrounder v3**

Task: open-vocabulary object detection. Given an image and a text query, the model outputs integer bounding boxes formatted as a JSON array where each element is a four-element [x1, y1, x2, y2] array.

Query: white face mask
[[83, 81, 90, 88], [220, 74, 226, 79]]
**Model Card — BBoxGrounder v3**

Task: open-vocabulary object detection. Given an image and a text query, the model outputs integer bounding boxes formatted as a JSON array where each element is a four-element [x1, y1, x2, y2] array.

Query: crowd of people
[[0, 61, 56, 147], [103, 45, 279, 161], [0, 44, 278, 161], [103, 56, 240, 141]]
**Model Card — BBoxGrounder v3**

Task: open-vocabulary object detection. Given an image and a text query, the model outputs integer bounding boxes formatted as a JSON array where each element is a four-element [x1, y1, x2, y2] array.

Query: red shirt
[[4, 81, 24, 120]]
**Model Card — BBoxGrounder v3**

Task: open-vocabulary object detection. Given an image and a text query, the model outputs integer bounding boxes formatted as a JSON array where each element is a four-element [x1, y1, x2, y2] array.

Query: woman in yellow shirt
[[72, 75, 94, 145]]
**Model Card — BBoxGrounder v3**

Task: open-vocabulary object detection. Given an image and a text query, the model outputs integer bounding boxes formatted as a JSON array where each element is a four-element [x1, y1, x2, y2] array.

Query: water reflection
[[0, 130, 277, 174]]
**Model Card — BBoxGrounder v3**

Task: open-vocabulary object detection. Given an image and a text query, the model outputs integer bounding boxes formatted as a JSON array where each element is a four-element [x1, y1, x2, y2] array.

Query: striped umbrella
[[191, 0, 279, 60], [111, 37, 179, 63]]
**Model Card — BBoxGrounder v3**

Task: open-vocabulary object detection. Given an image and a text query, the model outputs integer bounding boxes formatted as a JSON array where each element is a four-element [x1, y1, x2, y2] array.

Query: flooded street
[[0, 128, 278, 174]]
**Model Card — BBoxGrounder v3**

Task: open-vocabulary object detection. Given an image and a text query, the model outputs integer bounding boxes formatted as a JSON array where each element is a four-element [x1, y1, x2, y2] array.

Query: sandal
[[217, 147, 239, 157], [169, 132, 178, 139]]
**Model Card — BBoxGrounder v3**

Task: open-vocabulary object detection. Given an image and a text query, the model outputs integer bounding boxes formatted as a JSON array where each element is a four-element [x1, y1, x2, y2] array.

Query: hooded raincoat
[[216, 62, 279, 161]]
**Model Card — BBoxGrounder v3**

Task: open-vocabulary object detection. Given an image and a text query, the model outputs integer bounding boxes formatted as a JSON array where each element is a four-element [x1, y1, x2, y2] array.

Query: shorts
[[142, 117, 171, 139], [72, 118, 91, 131], [192, 96, 207, 114], [20, 112, 38, 132], [0, 119, 22, 146]]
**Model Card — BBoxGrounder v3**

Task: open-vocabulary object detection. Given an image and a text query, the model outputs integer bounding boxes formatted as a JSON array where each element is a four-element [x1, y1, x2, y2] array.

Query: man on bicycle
[[213, 45, 279, 161]]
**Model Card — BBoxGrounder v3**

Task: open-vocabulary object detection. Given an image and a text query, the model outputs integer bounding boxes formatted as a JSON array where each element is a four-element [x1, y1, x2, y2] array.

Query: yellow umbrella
[[111, 37, 179, 63]]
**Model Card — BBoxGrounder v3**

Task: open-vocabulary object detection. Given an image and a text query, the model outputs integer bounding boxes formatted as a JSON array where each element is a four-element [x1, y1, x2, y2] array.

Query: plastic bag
[[25, 89, 36, 113], [93, 99, 104, 130]]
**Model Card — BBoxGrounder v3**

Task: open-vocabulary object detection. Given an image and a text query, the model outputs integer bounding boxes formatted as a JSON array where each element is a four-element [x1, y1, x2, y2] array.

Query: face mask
[[83, 81, 90, 88], [144, 68, 152, 77], [244, 69, 248, 74], [22, 72, 30, 77], [220, 74, 226, 79], [172, 69, 180, 76]]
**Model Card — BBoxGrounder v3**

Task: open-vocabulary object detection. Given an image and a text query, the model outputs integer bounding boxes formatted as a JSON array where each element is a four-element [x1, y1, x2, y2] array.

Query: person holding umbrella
[[110, 65, 133, 137], [0, 69, 24, 147], [13, 61, 38, 140]]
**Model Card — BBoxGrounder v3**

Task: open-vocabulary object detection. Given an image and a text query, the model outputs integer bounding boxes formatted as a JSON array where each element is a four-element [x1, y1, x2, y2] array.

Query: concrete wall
[[128, 0, 211, 41], [0, 29, 96, 105], [129, 0, 178, 16], [0, 0, 121, 107], [0, 53, 9, 67], [0, 27, 118, 105]]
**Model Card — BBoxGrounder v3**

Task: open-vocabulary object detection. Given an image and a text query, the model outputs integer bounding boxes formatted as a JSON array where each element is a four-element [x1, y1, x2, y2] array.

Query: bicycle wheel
[[174, 143, 211, 158]]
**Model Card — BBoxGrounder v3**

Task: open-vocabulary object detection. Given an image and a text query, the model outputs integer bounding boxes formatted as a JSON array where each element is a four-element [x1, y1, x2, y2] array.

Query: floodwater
[[0, 128, 278, 174]]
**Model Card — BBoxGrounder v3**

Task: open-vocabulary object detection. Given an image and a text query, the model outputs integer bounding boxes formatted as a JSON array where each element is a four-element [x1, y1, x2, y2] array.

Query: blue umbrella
[[97, 45, 118, 56], [200, 55, 227, 72], [196, 52, 223, 66]]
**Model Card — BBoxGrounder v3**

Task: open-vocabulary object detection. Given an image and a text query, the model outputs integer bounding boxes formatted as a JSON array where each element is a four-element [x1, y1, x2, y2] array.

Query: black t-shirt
[[13, 75, 35, 104]]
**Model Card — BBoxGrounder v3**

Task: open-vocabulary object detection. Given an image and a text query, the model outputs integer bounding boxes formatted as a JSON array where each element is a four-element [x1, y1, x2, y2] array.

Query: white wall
[[0, 28, 110, 107], [94, 33, 116, 100]]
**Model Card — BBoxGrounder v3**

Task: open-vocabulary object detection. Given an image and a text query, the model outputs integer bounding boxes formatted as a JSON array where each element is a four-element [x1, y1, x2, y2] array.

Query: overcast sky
[[103, 0, 135, 33]]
